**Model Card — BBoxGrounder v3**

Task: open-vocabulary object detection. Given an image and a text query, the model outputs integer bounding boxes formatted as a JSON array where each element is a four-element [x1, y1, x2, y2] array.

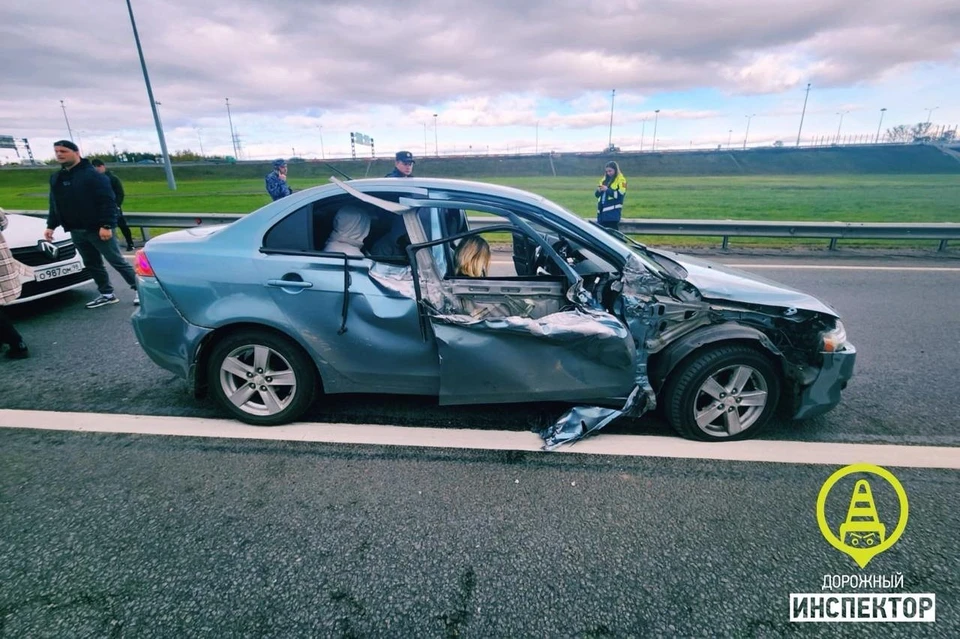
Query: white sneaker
[[133, 294, 140, 306], [86, 294, 119, 309]]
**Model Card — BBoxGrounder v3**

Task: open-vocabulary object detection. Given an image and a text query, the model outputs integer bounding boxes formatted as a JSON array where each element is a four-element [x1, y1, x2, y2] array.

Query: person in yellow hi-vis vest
[[595, 161, 627, 231]]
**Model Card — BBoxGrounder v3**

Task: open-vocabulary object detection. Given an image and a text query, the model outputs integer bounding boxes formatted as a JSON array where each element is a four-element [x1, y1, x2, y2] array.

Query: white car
[[3, 212, 92, 304]]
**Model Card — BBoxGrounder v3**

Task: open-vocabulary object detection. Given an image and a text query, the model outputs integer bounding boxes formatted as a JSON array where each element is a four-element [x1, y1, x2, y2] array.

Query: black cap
[[395, 150, 415, 163], [54, 140, 79, 152]]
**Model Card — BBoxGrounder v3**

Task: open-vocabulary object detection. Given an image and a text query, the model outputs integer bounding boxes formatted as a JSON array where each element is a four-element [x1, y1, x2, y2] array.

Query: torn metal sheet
[[538, 257, 670, 450], [431, 309, 637, 406], [368, 262, 416, 298]]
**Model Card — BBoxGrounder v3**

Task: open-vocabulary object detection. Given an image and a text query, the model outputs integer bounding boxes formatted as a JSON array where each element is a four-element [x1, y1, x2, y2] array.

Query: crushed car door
[[401, 199, 638, 405]]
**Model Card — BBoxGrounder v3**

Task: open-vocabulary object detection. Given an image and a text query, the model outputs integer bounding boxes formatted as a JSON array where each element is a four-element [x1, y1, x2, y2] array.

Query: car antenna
[[324, 163, 353, 180]]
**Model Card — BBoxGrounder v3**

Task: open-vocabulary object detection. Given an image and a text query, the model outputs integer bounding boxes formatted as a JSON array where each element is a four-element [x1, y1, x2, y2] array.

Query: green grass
[[3, 170, 957, 249], [482, 175, 960, 224], [4, 172, 957, 223]]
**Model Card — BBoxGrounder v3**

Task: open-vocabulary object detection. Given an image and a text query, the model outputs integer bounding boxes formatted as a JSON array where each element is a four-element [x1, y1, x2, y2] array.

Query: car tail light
[[134, 250, 155, 277]]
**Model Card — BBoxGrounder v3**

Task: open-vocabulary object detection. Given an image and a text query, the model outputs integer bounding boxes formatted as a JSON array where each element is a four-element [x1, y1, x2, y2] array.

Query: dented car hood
[[652, 250, 839, 317]]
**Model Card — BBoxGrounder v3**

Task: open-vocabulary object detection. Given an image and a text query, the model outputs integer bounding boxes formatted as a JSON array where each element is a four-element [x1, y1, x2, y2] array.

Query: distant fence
[[15, 210, 960, 251]]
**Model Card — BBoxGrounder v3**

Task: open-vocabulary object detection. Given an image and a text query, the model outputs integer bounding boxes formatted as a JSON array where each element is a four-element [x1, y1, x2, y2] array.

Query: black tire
[[662, 344, 780, 441], [207, 330, 317, 426]]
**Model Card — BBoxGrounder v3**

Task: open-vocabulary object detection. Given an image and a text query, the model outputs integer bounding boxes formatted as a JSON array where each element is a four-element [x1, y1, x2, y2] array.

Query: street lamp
[[727, 129, 733, 149], [835, 110, 849, 144], [195, 127, 205, 157], [154, 101, 164, 130], [607, 89, 616, 150], [422, 122, 428, 157], [875, 108, 887, 143], [639, 118, 646, 151], [743, 114, 756, 150], [652, 109, 660, 151], [796, 82, 811, 147], [225, 98, 238, 159], [59, 100, 75, 142], [316, 125, 325, 159], [925, 106, 939, 124], [125, 0, 175, 189], [433, 113, 439, 157]]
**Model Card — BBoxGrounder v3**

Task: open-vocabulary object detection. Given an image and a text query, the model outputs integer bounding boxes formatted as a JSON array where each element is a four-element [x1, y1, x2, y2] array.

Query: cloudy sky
[[1, 0, 958, 162]]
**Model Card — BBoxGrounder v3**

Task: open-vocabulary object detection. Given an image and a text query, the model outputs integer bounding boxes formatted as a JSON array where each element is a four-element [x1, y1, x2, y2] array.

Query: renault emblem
[[37, 240, 60, 260]]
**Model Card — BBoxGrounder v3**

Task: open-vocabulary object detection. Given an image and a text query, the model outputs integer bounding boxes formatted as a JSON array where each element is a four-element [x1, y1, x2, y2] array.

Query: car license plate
[[34, 262, 83, 281]]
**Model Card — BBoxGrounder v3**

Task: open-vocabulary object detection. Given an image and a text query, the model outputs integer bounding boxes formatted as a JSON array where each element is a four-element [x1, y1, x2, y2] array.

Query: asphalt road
[[1, 430, 957, 637], [2, 251, 958, 636], [3, 252, 959, 446]]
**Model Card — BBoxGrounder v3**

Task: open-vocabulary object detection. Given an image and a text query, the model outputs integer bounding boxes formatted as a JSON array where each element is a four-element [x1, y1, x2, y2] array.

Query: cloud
[[0, 0, 957, 159]]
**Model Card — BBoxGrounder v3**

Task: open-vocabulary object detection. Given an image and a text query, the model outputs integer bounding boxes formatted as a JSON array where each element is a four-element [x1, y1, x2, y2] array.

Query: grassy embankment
[[2, 168, 957, 249]]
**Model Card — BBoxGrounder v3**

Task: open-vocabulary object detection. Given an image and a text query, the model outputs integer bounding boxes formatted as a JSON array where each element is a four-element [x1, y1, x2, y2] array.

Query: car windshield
[[589, 223, 688, 279]]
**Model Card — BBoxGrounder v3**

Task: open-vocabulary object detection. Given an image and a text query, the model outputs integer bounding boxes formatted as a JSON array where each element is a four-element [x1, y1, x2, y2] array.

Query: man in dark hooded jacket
[[45, 140, 139, 308]]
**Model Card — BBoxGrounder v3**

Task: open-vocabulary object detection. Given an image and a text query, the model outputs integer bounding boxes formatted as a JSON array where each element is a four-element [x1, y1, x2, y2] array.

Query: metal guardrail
[[15, 210, 960, 250]]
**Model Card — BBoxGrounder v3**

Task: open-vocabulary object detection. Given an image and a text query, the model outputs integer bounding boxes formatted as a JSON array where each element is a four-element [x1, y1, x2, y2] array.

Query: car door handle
[[267, 279, 314, 289]]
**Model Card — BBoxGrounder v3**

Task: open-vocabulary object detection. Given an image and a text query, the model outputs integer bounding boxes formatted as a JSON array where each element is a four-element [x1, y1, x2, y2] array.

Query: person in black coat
[[386, 151, 415, 177], [45, 140, 139, 309], [92, 159, 134, 251]]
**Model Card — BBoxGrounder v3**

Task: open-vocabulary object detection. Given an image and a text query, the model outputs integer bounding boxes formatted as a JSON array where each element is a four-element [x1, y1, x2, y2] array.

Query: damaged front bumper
[[792, 344, 857, 420]]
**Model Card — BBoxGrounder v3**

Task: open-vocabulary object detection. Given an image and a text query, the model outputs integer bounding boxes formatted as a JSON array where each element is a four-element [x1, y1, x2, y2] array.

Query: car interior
[[262, 193, 626, 321]]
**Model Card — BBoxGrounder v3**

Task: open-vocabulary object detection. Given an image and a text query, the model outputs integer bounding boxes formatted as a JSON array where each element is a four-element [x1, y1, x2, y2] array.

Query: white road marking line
[[1, 409, 958, 469], [725, 265, 960, 271], [488, 259, 960, 272]]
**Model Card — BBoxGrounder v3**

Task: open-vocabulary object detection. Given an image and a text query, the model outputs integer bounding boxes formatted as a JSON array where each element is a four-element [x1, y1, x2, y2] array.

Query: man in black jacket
[[45, 140, 139, 308], [385, 150, 415, 177], [92, 159, 135, 251]]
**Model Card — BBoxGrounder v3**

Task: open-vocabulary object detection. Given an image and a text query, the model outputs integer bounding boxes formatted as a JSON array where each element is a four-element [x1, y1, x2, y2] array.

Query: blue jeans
[[71, 229, 137, 295]]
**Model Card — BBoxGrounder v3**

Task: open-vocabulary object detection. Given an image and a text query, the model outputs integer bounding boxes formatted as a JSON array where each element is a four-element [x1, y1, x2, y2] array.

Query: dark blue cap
[[272, 158, 287, 169], [395, 151, 415, 163]]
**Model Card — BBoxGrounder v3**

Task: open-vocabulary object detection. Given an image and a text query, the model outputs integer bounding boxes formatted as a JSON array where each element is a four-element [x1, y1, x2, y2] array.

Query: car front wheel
[[662, 344, 780, 441], [207, 330, 317, 426]]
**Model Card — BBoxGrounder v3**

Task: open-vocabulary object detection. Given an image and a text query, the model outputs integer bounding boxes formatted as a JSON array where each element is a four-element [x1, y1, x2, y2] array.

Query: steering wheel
[[533, 239, 580, 276]]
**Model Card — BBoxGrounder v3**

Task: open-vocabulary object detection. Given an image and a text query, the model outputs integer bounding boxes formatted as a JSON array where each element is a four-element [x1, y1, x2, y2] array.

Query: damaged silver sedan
[[132, 178, 856, 448]]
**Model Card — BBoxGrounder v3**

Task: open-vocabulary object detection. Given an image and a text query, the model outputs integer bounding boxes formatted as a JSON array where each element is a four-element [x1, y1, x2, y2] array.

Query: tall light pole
[[195, 127, 205, 157], [607, 89, 616, 149], [796, 82, 811, 147], [433, 113, 439, 157], [875, 108, 887, 143], [75, 131, 85, 156], [727, 129, 733, 149], [535, 120, 540, 154], [925, 106, 939, 124], [422, 122, 428, 157], [225, 98, 238, 159], [154, 101, 164, 131], [652, 109, 661, 151], [125, 0, 176, 189], [59, 100, 75, 142], [639, 118, 646, 151], [743, 114, 756, 150], [316, 125, 325, 159], [835, 110, 849, 144]]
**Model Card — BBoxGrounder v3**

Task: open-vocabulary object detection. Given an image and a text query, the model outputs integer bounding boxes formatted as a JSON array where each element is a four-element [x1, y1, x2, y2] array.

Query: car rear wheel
[[662, 344, 780, 441], [207, 330, 317, 426]]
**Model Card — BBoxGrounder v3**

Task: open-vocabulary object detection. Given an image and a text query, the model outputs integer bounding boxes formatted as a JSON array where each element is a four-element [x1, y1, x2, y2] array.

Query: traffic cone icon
[[839, 480, 886, 548]]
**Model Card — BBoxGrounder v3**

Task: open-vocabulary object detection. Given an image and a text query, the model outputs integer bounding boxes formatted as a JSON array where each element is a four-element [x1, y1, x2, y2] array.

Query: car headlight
[[820, 320, 848, 353]]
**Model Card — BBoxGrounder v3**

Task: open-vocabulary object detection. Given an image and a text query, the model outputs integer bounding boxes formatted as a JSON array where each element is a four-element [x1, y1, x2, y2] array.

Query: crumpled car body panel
[[133, 177, 855, 449]]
